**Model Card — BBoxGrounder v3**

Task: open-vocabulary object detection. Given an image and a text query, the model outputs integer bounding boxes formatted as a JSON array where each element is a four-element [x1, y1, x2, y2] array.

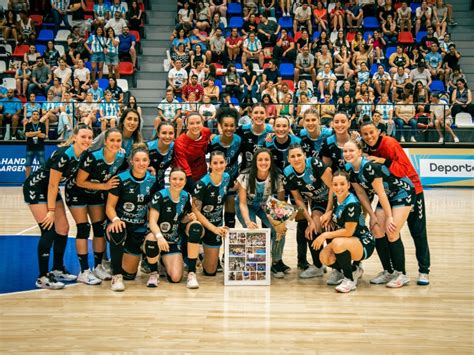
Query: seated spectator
[[369, 30, 386, 64], [394, 93, 417, 142], [70, 77, 86, 101], [118, 26, 138, 70], [208, 28, 226, 65], [332, 29, 349, 54], [204, 77, 220, 103], [262, 94, 277, 122], [28, 57, 52, 97], [356, 90, 374, 124], [195, 0, 211, 32], [296, 29, 311, 54], [93, 0, 110, 28], [320, 93, 336, 126], [243, 0, 258, 19], [295, 46, 316, 85], [376, 93, 395, 136], [372, 110, 388, 135], [105, 10, 127, 35], [10, 0, 29, 13], [2, 10, 18, 42], [397, 1, 412, 32], [425, 43, 444, 81], [181, 92, 199, 117], [373, 64, 392, 97], [41, 90, 61, 129], [316, 44, 333, 72], [447, 66, 466, 91], [442, 44, 461, 86], [337, 94, 357, 127], [15, 61, 31, 98], [259, 0, 275, 17], [415, 1, 432, 35], [408, 45, 424, 69], [439, 33, 453, 54], [419, 26, 439, 55], [410, 61, 432, 88], [277, 81, 294, 102], [334, 44, 354, 79], [50, 77, 63, 100], [172, 43, 191, 71], [17, 10, 36, 44], [88, 79, 104, 102], [279, 0, 291, 17], [261, 81, 278, 103], [293, 2, 313, 35], [277, 93, 295, 120], [23, 93, 42, 126], [295, 80, 314, 101], [155, 89, 183, 135], [296, 93, 314, 125], [345, 0, 363, 29], [209, 12, 225, 37], [433, 0, 448, 38], [190, 44, 207, 68], [106, 77, 124, 103], [210, 0, 227, 17], [261, 59, 281, 90], [337, 80, 355, 104], [382, 14, 398, 46], [57, 91, 76, 139], [388, 45, 410, 76], [273, 28, 296, 64], [413, 80, 430, 110], [257, 12, 280, 46], [451, 79, 474, 119], [242, 32, 264, 68], [0, 89, 23, 140], [99, 89, 121, 131], [352, 44, 371, 72], [53, 59, 73, 92], [109, 0, 127, 19], [190, 61, 207, 85], [178, 1, 194, 27], [355, 62, 371, 91], [242, 62, 258, 101], [356, 82, 375, 102], [316, 63, 337, 98], [226, 28, 243, 63], [73, 59, 91, 90], [183, 74, 204, 102], [77, 91, 99, 126], [430, 93, 459, 143], [24, 45, 41, 69], [168, 59, 188, 96], [43, 41, 61, 70], [242, 14, 258, 38], [224, 64, 241, 100], [330, 1, 345, 31], [198, 95, 217, 132], [313, 1, 328, 32]]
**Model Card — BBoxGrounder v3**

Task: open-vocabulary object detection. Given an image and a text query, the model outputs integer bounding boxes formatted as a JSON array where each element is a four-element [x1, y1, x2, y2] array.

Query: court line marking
[[0, 283, 80, 297], [15, 210, 72, 236]]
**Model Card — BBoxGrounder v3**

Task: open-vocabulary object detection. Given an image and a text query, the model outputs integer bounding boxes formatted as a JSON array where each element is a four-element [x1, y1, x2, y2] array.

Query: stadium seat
[[363, 31, 373, 42], [118, 62, 136, 87], [3, 77, 15, 90], [279, 63, 294, 78], [294, 31, 302, 42], [370, 63, 379, 75], [363, 17, 379, 30], [454, 113, 474, 128], [227, 2, 242, 15], [36, 44, 46, 56], [278, 16, 293, 30], [0, 61, 6, 74], [117, 78, 129, 92], [55, 29, 71, 42], [385, 46, 397, 58], [30, 14, 43, 27], [312, 31, 320, 41], [398, 31, 414, 44], [410, 2, 421, 13], [346, 32, 356, 42], [281, 79, 294, 91], [229, 17, 244, 29], [214, 79, 223, 93], [36, 95, 46, 103], [37, 29, 54, 42], [98, 79, 109, 90], [12, 44, 29, 59], [56, 44, 65, 57], [430, 80, 445, 93], [416, 31, 427, 43]]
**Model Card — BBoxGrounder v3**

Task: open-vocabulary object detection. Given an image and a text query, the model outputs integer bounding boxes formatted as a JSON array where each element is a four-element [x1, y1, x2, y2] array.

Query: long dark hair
[[118, 108, 143, 143], [247, 148, 279, 196]]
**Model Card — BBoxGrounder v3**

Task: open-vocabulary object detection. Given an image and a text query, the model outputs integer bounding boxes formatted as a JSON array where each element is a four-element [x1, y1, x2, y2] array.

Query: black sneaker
[[271, 264, 284, 278], [278, 260, 291, 274], [216, 259, 223, 273]]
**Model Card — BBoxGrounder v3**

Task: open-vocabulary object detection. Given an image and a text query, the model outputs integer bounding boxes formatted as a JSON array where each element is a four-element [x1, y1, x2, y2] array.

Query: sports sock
[[375, 235, 394, 273], [94, 251, 104, 268], [389, 238, 406, 274], [78, 254, 89, 272], [53, 233, 68, 271], [187, 258, 197, 273], [335, 250, 353, 281]]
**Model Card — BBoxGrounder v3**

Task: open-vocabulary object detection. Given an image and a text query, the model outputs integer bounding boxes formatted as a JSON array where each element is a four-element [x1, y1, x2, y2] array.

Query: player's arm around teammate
[[23, 124, 93, 289]]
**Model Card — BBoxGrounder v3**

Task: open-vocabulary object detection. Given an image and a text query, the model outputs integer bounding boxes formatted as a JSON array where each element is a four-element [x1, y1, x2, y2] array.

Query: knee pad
[[38, 224, 56, 254], [122, 271, 137, 280], [109, 229, 126, 246], [92, 221, 106, 238], [224, 212, 236, 228], [187, 222, 204, 244], [76, 223, 91, 240], [145, 240, 159, 258], [203, 268, 217, 276]]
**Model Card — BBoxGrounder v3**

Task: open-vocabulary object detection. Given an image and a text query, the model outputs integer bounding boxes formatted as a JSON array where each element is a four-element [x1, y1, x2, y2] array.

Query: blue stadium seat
[[230, 97, 239, 105], [229, 17, 244, 29], [363, 31, 373, 42], [430, 80, 445, 93], [98, 79, 109, 90], [410, 3, 421, 13], [370, 63, 380, 75], [363, 17, 379, 30], [36, 95, 46, 103], [385, 46, 397, 58], [279, 63, 294, 78], [227, 2, 242, 16], [312, 31, 320, 41], [36, 44, 46, 56], [278, 16, 293, 30], [215, 79, 223, 93], [37, 29, 54, 42], [416, 31, 427, 43]]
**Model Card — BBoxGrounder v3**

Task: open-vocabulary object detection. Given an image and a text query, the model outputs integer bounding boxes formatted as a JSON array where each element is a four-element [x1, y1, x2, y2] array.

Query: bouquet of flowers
[[263, 197, 299, 240]]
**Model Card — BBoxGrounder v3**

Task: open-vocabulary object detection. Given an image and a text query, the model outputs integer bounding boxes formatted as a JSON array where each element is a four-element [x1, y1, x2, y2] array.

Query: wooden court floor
[[0, 187, 473, 353]]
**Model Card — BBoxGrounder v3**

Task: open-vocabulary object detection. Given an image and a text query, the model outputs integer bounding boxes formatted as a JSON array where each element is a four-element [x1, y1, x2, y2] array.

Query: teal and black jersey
[[299, 127, 333, 159], [109, 171, 157, 227], [236, 123, 273, 171], [266, 134, 301, 173], [209, 135, 241, 183], [193, 173, 230, 226], [345, 157, 414, 201], [283, 157, 329, 202], [150, 188, 192, 244], [320, 134, 345, 172], [79, 148, 126, 194], [147, 140, 174, 190], [333, 193, 373, 242]]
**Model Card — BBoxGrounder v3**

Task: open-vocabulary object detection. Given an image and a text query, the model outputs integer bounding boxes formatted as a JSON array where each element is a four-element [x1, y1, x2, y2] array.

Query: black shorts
[[122, 226, 147, 256], [310, 199, 328, 213], [23, 183, 61, 205], [160, 242, 183, 256], [202, 229, 223, 248], [359, 232, 375, 260], [66, 185, 106, 207]]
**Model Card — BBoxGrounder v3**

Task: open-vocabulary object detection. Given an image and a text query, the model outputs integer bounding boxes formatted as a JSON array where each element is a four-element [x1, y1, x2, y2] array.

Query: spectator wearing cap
[[119, 26, 138, 69]]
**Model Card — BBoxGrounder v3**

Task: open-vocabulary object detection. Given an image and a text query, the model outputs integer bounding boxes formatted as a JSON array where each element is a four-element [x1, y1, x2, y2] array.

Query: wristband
[[112, 217, 120, 222], [48, 208, 56, 212], [155, 232, 164, 239]]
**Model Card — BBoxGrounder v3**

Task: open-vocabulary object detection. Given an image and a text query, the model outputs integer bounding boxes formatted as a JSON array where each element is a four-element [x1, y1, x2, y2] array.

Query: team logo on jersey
[[210, 192, 215, 197], [58, 156, 68, 168], [84, 156, 93, 167], [29, 191, 36, 200], [129, 188, 135, 193], [160, 222, 171, 233], [203, 205, 214, 213], [347, 206, 355, 217], [166, 207, 172, 213], [123, 202, 135, 212]]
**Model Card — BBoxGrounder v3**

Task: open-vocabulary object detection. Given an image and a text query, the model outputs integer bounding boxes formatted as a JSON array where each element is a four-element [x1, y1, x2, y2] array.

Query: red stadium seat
[[118, 62, 136, 87], [263, 46, 273, 60], [130, 30, 140, 43], [294, 31, 302, 42], [281, 79, 295, 91], [12, 45, 29, 59], [30, 14, 43, 27], [398, 31, 414, 44], [346, 32, 356, 42]]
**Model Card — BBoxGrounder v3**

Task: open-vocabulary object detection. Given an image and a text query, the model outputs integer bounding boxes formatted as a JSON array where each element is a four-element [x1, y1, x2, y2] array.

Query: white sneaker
[[94, 264, 112, 280], [386, 271, 410, 288], [335, 278, 357, 293], [147, 272, 160, 288], [35, 274, 65, 290], [51, 269, 77, 282], [370, 270, 395, 284], [78, 269, 102, 285], [400, 136, 405, 143], [352, 265, 364, 285], [454, 136, 460, 143], [326, 269, 344, 285], [111, 274, 125, 292], [101, 259, 113, 274], [438, 137, 444, 143], [186, 272, 199, 289], [417, 272, 430, 286], [410, 136, 417, 142], [299, 265, 324, 279]]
